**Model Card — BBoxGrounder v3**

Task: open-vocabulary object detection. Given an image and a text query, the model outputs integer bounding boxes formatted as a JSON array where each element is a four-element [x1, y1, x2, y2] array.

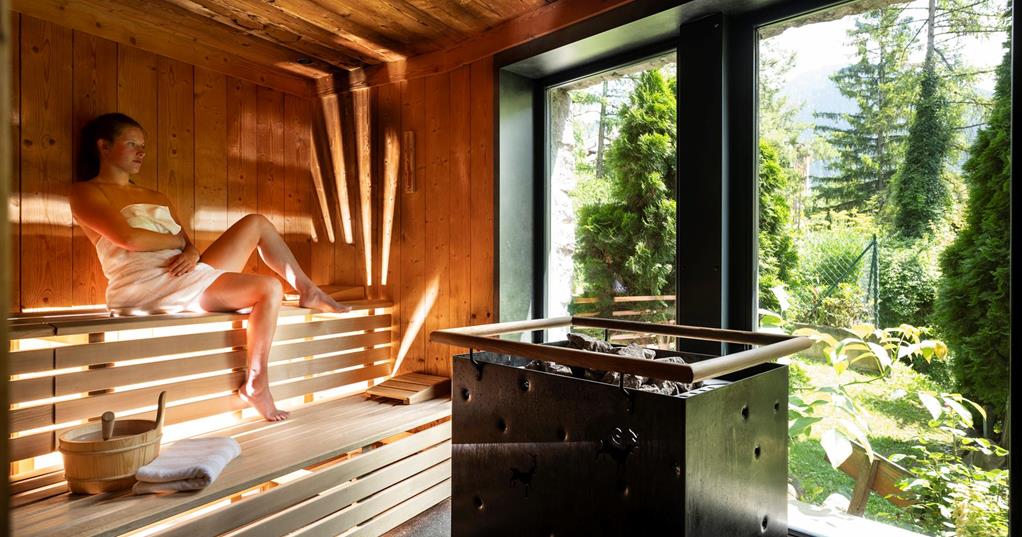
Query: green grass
[[786, 355, 948, 535]]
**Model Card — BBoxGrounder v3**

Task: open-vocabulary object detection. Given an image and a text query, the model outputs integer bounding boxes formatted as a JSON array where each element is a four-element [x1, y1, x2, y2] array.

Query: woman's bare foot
[[238, 383, 290, 422], [299, 287, 352, 314]]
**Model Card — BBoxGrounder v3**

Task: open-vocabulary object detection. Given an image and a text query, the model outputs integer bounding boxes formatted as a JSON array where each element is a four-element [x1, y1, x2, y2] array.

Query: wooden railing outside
[[570, 294, 676, 347]]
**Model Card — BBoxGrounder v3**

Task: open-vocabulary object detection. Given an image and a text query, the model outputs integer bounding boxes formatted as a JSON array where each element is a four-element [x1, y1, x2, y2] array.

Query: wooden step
[[367, 373, 450, 405]]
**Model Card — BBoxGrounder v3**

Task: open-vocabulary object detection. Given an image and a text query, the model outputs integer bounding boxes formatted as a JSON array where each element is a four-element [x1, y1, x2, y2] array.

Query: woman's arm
[[70, 183, 185, 252], [164, 199, 201, 276]]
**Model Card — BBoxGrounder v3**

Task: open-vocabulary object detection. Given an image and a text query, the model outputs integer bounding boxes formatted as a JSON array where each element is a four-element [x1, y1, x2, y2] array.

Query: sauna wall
[[373, 61, 496, 378], [7, 13, 360, 312]]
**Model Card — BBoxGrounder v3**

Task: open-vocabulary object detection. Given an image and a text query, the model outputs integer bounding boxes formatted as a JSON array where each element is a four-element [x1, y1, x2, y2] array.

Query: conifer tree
[[758, 141, 799, 312], [934, 43, 1011, 431], [814, 7, 916, 214], [574, 70, 676, 318], [890, 53, 952, 237]]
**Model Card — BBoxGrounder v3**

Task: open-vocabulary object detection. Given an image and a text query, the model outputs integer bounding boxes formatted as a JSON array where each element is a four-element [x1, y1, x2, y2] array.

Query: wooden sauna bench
[[7, 300, 453, 537]]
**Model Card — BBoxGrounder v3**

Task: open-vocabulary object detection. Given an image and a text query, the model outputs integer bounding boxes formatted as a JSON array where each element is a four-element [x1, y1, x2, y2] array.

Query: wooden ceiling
[[13, 0, 554, 96]]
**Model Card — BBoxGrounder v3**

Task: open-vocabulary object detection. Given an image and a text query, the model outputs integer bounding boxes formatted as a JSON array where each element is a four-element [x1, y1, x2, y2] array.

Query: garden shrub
[[878, 239, 937, 328]]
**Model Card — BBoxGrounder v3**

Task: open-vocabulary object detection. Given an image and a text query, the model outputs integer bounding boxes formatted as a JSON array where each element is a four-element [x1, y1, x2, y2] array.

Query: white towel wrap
[[133, 437, 241, 494]]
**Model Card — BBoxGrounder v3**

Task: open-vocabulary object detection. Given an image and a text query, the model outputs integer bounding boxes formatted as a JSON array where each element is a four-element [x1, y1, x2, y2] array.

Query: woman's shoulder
[[71, 180, 166, 208]]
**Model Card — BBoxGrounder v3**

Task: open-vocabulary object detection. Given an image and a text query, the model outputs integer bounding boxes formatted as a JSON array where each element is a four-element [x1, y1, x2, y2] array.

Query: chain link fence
[[788, 233, 879, 327]]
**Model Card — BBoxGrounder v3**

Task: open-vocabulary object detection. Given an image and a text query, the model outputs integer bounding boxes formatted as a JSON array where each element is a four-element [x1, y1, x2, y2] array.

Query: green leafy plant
[[892, 393, 1009, 536], [787, 323, 947, 468]]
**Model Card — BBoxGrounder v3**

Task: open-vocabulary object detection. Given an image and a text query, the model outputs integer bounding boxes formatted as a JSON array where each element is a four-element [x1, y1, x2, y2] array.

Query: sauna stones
[[521, 333, 703, 395]]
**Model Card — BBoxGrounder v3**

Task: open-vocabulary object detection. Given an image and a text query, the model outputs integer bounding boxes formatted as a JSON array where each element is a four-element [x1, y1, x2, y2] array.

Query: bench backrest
[[8, 301, 394, 474]]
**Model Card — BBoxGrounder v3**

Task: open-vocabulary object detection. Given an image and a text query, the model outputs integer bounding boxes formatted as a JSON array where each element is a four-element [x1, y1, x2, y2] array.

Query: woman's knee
[[257, 276, 284, 302], [240, 213, 273, 234]]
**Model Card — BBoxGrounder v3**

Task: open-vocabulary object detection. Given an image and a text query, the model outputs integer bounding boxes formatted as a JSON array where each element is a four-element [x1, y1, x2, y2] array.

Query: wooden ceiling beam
[[348, 0, 638, 90], [159, 0, 368, 70], [12, 0, 318, 97], [268, 0, 419, 61]]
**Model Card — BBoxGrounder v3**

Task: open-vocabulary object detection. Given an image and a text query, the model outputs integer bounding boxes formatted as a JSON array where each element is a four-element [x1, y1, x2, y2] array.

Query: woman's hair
[[76, 113, 143, 181]]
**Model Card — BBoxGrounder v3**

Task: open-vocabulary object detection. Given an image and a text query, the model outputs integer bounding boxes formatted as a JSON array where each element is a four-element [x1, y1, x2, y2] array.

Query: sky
[[764, 0, 1009, 91]]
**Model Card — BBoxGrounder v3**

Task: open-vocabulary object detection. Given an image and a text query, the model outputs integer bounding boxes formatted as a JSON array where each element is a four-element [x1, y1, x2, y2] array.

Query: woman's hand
[[166, 246, 200, 276]]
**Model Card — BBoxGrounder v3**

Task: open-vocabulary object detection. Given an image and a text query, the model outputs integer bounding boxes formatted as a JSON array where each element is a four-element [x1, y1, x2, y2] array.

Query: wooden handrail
[[430, 317, 811, 383], [572, 294, 676, 305]]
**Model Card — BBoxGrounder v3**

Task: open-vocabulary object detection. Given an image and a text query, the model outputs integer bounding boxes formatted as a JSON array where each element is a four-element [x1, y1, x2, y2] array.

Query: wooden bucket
[[58, 391, 167, 494]]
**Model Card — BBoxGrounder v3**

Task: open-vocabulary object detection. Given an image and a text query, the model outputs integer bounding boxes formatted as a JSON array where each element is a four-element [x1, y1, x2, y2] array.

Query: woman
[[70, 113, 348, 422]]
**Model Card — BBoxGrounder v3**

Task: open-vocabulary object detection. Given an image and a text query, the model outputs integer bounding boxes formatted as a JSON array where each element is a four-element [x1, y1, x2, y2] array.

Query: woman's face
[[99, 126, 146, 175]]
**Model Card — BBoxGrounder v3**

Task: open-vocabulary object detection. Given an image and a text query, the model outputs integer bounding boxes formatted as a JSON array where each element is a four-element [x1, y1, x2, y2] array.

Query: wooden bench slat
[[12, 397, 452, 537], [9, 348, 55, 376], [273, 314, 391, 340], [348, 479, 452, 537], [10, 324, 58, 340], [294, 463, 452, 537], [51, 313, 392, 370], [10, 377, 54, 404], [184, 426, 452, 537], [55, 349, 248, 397], [47, 307, 312, 336], [234, 444, 451, 537], [55, 372, 248, 424], [268, 330, 391, 362], [55, 330, 247, 369], [45, 300, 391, 336], [43, 341, 388, 424], [9, 405, 53, 434], [15, 351, 389, 440], [9, 432, 54, 464]]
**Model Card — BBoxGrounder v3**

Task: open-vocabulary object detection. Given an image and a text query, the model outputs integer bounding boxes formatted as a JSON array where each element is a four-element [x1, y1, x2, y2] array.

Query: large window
[[544, 52, 677, 346], [757, 1, 1011, 534]]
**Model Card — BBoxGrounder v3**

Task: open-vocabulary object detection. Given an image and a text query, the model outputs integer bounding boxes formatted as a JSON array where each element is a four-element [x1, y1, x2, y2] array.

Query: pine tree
[[758, 141, 799, 312], [934, 43, 1011, 432], [573, 70, 676, 318], [813, 7, 917, 214], [890, 59, 952, 237]]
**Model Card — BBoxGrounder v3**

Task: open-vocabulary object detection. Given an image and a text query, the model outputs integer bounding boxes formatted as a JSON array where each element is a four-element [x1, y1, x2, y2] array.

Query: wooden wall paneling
[[12, 0, 318, 97], [157, 58, 195, 241], [320, 93, 353, 245], [117, 46, 159, 191], [9, 11, 19, 312], [308, 111, 336, 285], [379, 82, 403, 365], [423, 73, 451, 377], [353, 88, 373, 288], [378, 83, 401, 292], [283, 94, 312, 276], [397, 78, 426, 374], [193, 67, 228, 252], [469, 57, 495, 327], [71, 32, 116, 306], [20, 16, 72, 309], [227, 77, 260, 274], [256, 87, 285, 282], [334, 92, 360, 287], [193, 68, 229, 252], [448, 65, 472, 341]]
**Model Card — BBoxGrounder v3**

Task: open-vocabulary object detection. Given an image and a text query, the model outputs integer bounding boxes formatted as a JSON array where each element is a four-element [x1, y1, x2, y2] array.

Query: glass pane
[[546, 52, 677, 347], [758, 1, 1010, 534]]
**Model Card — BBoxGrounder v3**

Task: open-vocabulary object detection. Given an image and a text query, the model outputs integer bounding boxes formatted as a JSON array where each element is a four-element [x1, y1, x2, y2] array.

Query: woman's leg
[[199, 273, 290, 421], [200, 214, 348, 313]]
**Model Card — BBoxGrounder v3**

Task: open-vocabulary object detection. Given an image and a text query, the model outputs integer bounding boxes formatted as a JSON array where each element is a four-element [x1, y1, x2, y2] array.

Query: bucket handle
[[155, 391, 167, 432]]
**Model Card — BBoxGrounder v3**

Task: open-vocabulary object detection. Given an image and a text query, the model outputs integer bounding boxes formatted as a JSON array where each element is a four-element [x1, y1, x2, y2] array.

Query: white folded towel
[[133, 437, 241, 494]]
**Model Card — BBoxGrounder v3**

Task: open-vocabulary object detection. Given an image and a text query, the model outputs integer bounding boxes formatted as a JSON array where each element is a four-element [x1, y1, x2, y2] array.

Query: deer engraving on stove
[[596, 427, 639, 468], [509, 453, 538, 497]]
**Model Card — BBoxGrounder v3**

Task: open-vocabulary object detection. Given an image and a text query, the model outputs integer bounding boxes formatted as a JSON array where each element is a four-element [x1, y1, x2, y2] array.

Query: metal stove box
[[450, 346, 788, 536]]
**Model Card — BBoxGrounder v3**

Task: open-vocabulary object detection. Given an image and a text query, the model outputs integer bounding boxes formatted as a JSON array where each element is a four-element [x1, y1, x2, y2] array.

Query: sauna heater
[[432, 317, 809, 536]]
